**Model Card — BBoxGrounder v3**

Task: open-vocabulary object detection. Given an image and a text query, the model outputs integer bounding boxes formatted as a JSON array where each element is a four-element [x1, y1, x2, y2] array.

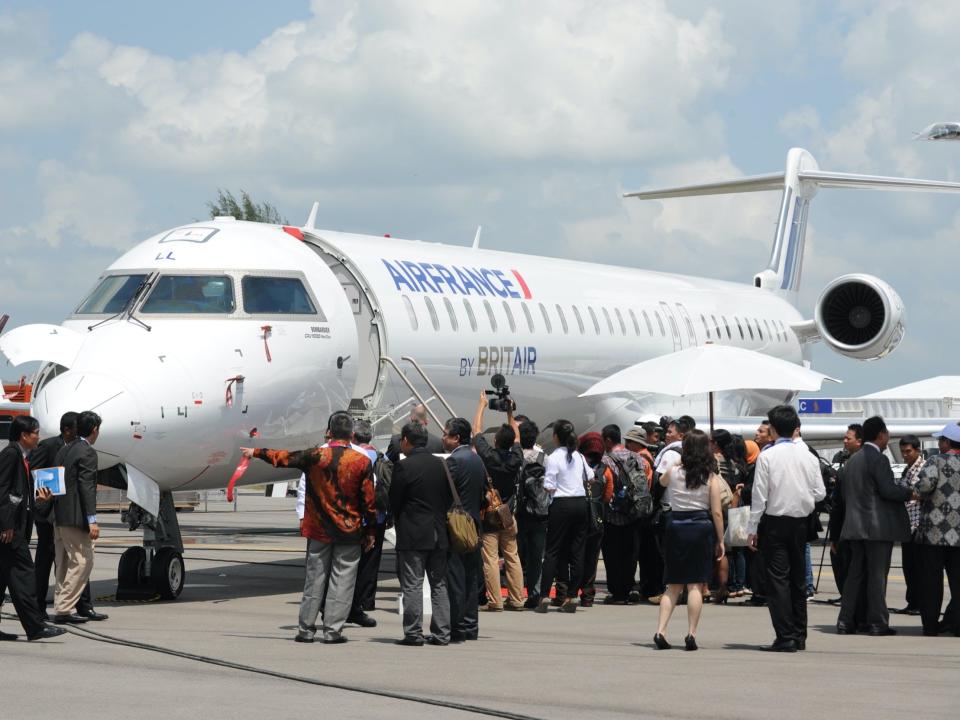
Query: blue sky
[[2, 1, 959, 397]]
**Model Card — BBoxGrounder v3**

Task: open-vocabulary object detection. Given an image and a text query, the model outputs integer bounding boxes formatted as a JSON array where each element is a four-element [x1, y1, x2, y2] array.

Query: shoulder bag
[[442, 458, 480, 553]]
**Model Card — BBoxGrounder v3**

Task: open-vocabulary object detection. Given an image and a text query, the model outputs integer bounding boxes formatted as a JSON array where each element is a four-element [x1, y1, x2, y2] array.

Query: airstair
[[347, 355, 458, 442]]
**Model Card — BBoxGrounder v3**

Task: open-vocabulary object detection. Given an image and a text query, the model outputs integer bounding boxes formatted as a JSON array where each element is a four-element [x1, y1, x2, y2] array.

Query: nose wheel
[[116, 490, 186, 601]]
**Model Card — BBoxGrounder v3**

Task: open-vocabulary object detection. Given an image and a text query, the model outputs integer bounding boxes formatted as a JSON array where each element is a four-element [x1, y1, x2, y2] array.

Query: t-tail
[[625, 147, 960, 299]]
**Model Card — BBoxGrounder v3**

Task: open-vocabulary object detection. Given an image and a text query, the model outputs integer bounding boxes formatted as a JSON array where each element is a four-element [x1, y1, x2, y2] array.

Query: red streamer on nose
[[226, 457, 250, 503], [261, 326, 273, 362]]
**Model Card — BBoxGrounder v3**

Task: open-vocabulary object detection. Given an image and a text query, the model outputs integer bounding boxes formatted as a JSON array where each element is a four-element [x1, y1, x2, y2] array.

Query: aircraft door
[[675, 304, 698, 347], [659, 302, 683, 351], [306, 249, 384, 406]]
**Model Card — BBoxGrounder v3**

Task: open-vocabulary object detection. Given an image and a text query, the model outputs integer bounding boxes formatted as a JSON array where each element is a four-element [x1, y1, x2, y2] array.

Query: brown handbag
[[481, 479, 515, 532], [442, 458, 480, 554]]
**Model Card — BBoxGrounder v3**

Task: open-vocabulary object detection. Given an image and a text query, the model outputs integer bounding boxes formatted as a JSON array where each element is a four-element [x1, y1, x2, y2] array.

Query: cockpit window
[[141, 275, 235, 314], [242, 276, 320, 316], [75, 274, 148, 314]]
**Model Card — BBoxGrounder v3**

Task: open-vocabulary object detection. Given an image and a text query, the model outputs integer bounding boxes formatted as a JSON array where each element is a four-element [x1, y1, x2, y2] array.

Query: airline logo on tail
[[381, 259, 532, 299]]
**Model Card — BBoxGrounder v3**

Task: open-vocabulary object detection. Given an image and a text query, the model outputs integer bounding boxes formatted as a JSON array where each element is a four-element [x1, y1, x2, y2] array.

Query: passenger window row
[[403, 295, 792, 345]]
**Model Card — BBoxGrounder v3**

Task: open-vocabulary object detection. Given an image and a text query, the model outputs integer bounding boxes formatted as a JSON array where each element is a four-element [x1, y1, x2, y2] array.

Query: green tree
[[207, 189, 285, 224]]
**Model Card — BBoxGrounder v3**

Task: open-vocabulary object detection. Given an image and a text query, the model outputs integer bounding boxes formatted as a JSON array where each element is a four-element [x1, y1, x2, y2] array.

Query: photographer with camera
[[472, 380, 526, 611]]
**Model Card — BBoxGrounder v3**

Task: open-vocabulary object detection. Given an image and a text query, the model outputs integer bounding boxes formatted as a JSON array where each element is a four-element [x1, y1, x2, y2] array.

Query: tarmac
[[2, 492, 958, 720]]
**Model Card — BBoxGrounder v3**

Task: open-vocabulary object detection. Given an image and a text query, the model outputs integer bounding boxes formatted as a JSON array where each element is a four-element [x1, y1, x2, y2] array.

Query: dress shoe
[[936, 621, 958, 635], [425, 635, 449, 646], [534, 598, 551, 614], [866, 625, 897, 637], [484, 605, 503, 612], [684, 634, 698, 651], [78, 611, 109, 622], [653, 633, 671, 650], [560, 598, 577, 613], [53, 614, 88, 625], [627, 591, 642, 604], [28, 626, 67, 642], [523, 596, 540, 609], [579, 599, 593, 608], [759, 639, 798, 653], [347, 611, 377, 627], [550, 597, 564, 607], [323, 633, 347, 644], [503, 603, 525, 611], [294, 632, 315, 643], [836, 623, 855, 635], [0, 629, 18, 641], [892, 605, 917, 615], [745, 596, 767, 607], [797, 638, 806, 651], [396, 636, 425, 646], [603, 596, 628, 605]]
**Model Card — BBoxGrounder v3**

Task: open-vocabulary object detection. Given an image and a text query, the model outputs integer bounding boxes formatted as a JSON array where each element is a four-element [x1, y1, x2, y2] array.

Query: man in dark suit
[[441, 416, 486, 642], [386, 404, 444, 462], [0, 415, 65, 641], [28, 412, 106, 622], [389, 422, 453, 646], [836, 416, 913, 636], [51, 410, 102, 625]]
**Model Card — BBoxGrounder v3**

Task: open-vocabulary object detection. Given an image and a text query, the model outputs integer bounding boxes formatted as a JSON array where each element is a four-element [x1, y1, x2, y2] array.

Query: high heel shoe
[[653, 633, 671, 650], [684, 634, 698, 651], [714, 588, 729, 604]]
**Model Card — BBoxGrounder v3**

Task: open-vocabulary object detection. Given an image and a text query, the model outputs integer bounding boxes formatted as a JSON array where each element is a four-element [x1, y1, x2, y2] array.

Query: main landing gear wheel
[[118, 546, 147, 586], [152, 547, 185, 600]]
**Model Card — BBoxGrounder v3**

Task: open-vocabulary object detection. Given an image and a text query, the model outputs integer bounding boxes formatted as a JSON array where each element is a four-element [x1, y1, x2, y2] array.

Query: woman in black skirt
[[653, 429, 725, 650]]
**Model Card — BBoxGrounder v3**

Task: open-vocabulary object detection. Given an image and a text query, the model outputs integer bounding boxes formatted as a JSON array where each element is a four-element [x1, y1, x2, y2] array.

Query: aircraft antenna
[[472, 225, 482, 249]]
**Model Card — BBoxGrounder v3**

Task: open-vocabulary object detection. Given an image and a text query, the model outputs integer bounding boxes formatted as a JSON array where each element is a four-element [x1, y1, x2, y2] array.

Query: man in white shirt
[[653, 416, 694, 477], [747, 405, 825, 652]]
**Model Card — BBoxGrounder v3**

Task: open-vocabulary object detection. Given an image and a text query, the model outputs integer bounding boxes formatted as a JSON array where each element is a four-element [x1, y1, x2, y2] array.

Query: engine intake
[[814, 275, 905, 361]]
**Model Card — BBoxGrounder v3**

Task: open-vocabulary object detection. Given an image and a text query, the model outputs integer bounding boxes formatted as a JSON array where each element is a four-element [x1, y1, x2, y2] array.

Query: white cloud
[[29, 161, 142, 250]]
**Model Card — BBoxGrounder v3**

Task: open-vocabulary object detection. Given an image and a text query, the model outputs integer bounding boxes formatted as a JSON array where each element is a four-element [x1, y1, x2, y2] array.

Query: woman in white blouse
[[653, 430, 725, 650], [534, 420, 590, 614]]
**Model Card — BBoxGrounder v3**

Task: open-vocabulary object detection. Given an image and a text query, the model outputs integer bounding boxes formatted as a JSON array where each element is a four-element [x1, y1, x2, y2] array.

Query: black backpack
[[373, 452, 393, 515], [607, 451, 654, 520], [520, 451, 549, 518]]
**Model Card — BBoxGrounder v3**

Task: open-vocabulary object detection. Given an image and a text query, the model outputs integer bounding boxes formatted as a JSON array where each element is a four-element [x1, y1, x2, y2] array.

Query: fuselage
[[24, 218, 805, 491]]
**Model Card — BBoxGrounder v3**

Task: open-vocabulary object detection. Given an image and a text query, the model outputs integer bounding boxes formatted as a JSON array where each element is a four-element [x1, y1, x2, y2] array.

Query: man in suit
[[51, 410, 102, 625], [386, 404, 444, 462], [29, 412, 106, 622], [441, 416, 486, 642], [836, 416, 913, 636], [0, 415, 65, 641], [390, 422, 453, 646]]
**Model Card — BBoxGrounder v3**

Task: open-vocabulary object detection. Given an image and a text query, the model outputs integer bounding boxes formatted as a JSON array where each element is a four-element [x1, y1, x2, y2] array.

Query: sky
[[2, 0, 958, 397]]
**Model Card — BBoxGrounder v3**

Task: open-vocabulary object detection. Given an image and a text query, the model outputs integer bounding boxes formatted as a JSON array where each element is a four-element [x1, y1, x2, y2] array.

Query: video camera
[[485, 373, 515, 413]]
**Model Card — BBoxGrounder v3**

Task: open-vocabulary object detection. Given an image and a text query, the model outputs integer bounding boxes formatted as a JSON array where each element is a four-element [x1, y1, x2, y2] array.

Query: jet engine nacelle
[[814, 274, 905, 361]]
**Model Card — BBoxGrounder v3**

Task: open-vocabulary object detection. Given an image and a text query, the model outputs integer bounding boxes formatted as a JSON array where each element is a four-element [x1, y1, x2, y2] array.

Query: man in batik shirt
[[242, 411, 375, 644]]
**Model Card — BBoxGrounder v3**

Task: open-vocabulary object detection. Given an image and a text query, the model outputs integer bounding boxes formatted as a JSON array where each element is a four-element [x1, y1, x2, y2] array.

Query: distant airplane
[[914, 122, 960, 140], [2, 146, 960, 600]]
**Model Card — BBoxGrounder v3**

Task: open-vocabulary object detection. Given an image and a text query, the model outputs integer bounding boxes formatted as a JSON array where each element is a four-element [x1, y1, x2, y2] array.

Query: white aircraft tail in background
[[626, 147, 960, 295], [914, 122, 960, 141]]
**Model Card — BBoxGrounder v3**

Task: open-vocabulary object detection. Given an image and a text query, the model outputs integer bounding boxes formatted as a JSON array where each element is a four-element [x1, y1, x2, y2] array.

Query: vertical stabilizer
[[754, 148, 818, 295]]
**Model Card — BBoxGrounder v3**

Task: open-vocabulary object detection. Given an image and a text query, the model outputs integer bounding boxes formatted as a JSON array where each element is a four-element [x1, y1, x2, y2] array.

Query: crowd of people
[[3, 399, 958, 651], [244, 399, 960, 650]]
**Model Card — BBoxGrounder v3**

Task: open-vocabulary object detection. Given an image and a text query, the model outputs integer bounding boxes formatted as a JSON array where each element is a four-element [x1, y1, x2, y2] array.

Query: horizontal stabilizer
[[624, 172, 785, 199], [797, 170, 960, 193]]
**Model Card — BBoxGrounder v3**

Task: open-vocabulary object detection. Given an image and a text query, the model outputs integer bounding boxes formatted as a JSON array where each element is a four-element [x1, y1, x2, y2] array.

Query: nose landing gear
[[117, 490, 185, 600]]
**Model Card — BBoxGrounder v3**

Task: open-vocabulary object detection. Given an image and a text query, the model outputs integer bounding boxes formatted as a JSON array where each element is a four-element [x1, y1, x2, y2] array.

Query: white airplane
[[915, 122, 960, 141], [2, 147, 959, 599]]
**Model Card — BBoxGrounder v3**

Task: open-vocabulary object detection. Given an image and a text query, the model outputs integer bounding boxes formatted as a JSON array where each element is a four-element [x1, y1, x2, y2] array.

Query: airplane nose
[[34, 370, 141, 469]]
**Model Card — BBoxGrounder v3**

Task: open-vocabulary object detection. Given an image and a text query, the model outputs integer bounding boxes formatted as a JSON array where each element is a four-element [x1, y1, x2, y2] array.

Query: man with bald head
[[386, 404, 444, 462]]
